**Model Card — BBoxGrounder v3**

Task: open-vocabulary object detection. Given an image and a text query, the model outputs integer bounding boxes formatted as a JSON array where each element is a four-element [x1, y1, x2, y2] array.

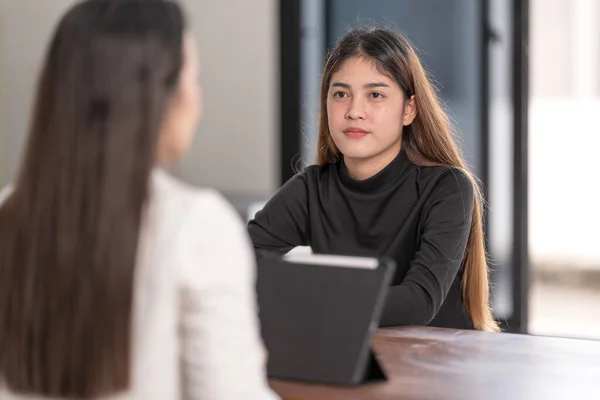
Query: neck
[[343, 142, 401, 181]]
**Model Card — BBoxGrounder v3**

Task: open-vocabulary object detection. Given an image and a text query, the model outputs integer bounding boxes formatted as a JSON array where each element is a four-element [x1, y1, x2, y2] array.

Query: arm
[[380, 169, 474, 327], [0, 184, 13, 205], [247, 174, 310, 254], [179, 192, 279, 400]]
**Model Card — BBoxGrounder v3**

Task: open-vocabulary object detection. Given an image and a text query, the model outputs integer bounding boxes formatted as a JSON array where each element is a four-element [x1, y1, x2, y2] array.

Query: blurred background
[[0, 0, 598, 338]]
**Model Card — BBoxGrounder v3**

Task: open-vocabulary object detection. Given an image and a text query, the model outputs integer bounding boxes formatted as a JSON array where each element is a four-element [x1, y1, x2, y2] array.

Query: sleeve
[[178, 191, 280, 400], [379, 169, 474, 327], [0, 184, 13, 205], [247, 173, 310, 255]]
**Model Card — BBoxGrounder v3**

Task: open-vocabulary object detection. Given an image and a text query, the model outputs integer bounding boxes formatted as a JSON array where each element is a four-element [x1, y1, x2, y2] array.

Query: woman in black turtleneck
[[248, 28, 499, 332]]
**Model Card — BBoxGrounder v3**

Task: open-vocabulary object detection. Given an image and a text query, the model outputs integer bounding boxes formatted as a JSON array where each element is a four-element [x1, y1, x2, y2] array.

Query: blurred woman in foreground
[[0, 1, 278, 399]]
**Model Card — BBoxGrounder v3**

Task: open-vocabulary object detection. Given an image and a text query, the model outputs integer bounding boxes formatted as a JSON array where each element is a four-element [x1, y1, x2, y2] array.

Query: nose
[[345, 97, 365, 120]]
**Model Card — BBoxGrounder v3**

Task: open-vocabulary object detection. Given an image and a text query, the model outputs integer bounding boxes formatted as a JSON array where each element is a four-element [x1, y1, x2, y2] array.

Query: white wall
[[529, 0, 600, 267], [530, 0, 573, 97], [0, 1, 75, 186], [0, 0, 279, 195], [179, 0, 278, 195]]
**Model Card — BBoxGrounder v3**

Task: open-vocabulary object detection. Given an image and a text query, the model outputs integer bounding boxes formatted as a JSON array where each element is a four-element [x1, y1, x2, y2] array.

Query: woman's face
[[326, 56, 416, 165], [157, 34, 203, 163]]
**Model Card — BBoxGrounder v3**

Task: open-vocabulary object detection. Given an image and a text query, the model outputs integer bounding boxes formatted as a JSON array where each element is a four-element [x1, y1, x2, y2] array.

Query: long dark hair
[[0, 0, 186, 397], [316, 28, 499, 332]]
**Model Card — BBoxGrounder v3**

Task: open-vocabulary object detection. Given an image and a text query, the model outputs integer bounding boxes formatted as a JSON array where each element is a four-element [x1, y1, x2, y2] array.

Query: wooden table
[[270, 326, 600, 400]]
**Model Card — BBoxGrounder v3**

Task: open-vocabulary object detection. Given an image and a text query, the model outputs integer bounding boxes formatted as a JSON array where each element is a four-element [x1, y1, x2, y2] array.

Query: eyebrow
[[330, 82, 391, 89]]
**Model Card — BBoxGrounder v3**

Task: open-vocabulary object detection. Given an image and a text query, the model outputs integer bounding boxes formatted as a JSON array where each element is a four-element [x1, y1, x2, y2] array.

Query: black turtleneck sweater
[[248, 150, 475, 329]]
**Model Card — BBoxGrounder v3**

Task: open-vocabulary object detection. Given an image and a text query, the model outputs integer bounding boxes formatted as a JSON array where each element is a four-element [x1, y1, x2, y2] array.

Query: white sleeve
[[0, 184, 13, 205], [178, 191, 279, 400]]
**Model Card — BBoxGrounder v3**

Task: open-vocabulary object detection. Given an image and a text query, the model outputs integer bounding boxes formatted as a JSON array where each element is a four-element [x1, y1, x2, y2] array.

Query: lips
[[343, 127, 370, 139]]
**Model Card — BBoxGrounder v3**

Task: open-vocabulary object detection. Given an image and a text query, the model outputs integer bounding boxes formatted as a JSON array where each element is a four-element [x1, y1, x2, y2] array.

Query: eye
[[333, 91, 349, 99], [370, 92, 384, 99]]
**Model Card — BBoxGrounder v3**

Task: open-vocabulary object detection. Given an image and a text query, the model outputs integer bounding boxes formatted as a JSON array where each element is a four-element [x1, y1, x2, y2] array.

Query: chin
[[338, 147, 379, 161], [331, 133, 374, 158]]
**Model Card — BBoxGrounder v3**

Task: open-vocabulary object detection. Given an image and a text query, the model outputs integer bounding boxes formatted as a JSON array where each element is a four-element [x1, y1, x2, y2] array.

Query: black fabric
[[248, 149, 475, 329]]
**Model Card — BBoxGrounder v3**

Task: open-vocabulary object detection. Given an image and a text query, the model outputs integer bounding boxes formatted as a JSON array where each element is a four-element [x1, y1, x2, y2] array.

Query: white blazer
[[0, 170, 279, 400]]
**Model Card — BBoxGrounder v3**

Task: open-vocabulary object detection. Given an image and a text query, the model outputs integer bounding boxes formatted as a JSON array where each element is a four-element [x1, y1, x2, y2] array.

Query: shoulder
[[152, 168, 247, 241], [0, 184, 13, 206], [291, 162, 339, 191], [283, 162, 335, 185], [152, 168, 239, 218], [151, 168, 217, 204], [266, 162, 337, 203], [416, 165, 475, 198], [303, 162, 338, 181], [151, 170, 255, 287], [415, 166, 475, 216], [437, 167, 475, 198], [268, 165, 318, 200]]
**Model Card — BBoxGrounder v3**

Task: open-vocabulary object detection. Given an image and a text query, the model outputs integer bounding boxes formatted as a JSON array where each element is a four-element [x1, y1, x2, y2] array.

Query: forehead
[[330, 56, 395, 85]]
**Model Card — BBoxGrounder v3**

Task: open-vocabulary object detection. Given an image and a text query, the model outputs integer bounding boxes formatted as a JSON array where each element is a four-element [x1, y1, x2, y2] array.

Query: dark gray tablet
[[256, 252, 396, 386]]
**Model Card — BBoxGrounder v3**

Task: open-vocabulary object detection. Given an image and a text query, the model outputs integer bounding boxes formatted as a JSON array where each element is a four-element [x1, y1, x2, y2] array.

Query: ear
[[402, 95, 417, 126]]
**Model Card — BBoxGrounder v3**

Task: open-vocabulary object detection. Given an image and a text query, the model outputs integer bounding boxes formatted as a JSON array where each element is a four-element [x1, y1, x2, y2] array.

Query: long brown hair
[[0, 0, 186, 397], [316, 28, 499, 332]]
